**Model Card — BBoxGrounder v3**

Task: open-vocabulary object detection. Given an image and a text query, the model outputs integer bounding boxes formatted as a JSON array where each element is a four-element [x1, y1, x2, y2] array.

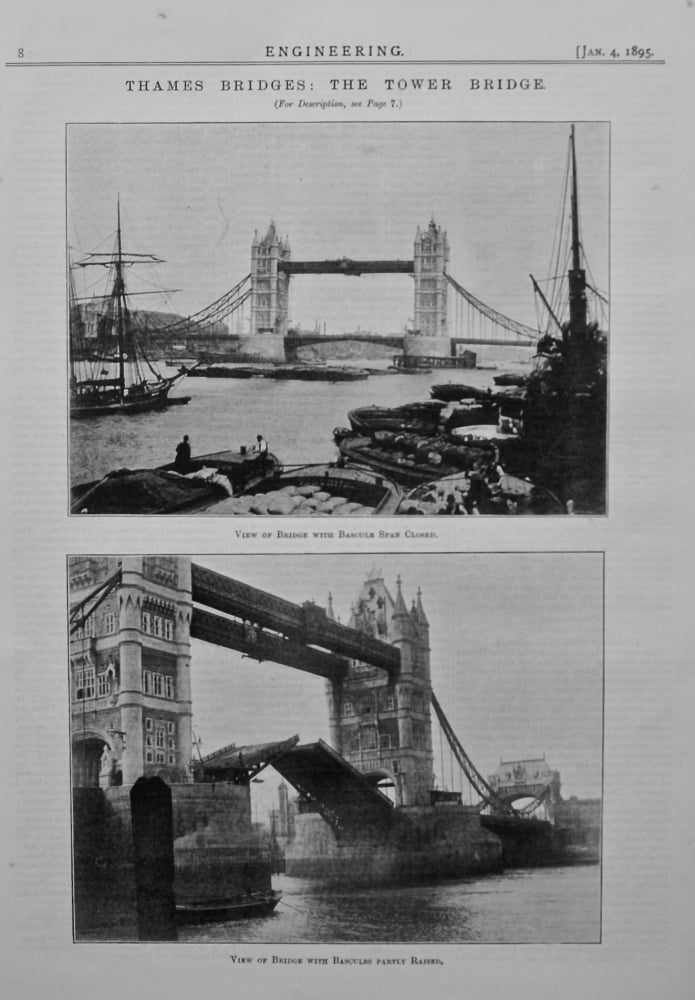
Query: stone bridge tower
[[326, 570, 434, 807], [69, 556, 193, 788], [488, 757, 563, 821], [243, 221, 291, 360], [406, 218, 450, 359]]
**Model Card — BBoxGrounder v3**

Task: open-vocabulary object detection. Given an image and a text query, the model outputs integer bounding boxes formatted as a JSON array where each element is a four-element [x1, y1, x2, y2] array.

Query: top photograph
[[68, 121, 608, 517]]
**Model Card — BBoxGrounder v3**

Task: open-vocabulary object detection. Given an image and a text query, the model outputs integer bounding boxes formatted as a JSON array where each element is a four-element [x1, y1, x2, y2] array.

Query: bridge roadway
[[272, 739, 394, 838], [279, 258, 414, 277], [286, 332, 404, 349], [190, 563, 401, 681], [190, 607, 350, 682]]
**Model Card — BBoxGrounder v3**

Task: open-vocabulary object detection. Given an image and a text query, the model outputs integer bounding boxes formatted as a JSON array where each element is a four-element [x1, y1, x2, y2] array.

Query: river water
[[178, 865, 600, 944], [70, 350, 531, 486]]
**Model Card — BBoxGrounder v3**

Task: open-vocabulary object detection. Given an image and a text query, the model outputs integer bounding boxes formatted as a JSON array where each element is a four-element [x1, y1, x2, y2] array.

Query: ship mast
[[115, 196, 126, 400], [567, 125, 587, 336]]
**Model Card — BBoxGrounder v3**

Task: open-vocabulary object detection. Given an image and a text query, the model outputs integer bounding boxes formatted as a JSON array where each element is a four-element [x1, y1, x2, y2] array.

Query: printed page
[[3, 1, 692, 998]]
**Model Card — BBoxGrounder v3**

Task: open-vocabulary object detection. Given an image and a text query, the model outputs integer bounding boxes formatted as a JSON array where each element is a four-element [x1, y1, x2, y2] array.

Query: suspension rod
[[430, 691, 514, 814], [445, 272, 538, 342]]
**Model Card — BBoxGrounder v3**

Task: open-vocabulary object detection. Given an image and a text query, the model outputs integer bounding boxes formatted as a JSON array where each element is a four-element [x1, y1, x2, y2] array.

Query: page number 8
[[17, 48, 24, 58]]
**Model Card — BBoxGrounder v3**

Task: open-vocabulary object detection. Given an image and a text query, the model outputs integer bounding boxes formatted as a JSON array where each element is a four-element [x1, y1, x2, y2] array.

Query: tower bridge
[[156, 220, 538, 359], [68, 557, 580, 837]]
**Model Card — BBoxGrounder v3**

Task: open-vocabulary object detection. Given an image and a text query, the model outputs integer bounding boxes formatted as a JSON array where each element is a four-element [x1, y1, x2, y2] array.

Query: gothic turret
[[413, 218, 449, 338], [331, 571, 434, 807], [414, 587, 429, 628], [69, 556, 193, 788], [247, 220, 291, 355]]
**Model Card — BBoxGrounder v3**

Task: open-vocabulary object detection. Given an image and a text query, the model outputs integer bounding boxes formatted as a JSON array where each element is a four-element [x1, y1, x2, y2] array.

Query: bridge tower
[[69, 556, 193, 788], [487, 757, 563, 821], [326, 570, 434, 807], [405, 218, 451, 359], [243, 221, 290, 360]]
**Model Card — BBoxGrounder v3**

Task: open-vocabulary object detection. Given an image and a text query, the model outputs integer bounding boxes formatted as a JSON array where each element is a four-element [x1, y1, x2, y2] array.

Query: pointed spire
[[326, 592, 335, 621], [393, 574, 408, 618], [415, 586, 429, 626]]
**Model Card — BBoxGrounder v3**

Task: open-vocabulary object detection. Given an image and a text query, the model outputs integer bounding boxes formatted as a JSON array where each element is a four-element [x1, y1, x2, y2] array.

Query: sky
[[67, 122, 609, 336], [187, 553, 603, 816]]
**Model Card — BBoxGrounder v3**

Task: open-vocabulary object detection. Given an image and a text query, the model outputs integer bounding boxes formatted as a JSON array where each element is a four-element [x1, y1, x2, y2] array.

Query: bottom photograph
[[68, 553, 603, 944]]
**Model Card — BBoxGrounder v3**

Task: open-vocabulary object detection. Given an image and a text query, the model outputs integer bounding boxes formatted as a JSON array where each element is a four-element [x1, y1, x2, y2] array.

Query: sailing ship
[[70, 201, 191, 418], [522, 124, 608, 511], [334, 125, 607, 514]]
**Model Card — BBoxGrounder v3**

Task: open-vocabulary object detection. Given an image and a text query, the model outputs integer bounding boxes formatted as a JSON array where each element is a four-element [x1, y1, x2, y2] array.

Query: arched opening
[[72, 736, 108, 788], [363, 769, 398, 806], [508, 795, 549, 821]]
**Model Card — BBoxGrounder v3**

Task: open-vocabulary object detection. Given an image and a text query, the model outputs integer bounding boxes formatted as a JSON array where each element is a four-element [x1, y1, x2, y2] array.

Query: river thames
[[178, 865, 600, 944], [69, 350, 531, 487]]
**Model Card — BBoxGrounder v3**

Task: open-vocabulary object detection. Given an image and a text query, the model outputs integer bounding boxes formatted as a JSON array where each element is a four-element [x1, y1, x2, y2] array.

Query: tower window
[[343, 701, 353, 716], [362, 729, 378, 751], [144, 670, 174, 700], [74, 668, 95, 700]]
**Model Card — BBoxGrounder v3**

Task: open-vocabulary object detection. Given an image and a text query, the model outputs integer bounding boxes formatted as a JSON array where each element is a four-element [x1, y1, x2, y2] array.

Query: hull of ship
[[430, 383, 482, 402], [348, 402, 446, 436], [285, 807, 503, 887], [71, 452, 282, 515], [219, 463, 403, 516], [176, 890, 282, 925], [71, 383, 178, 418], [336, 435, 493, 490]]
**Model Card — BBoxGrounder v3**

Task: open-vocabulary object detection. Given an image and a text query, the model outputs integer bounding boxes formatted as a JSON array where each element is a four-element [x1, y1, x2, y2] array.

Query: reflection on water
[[179, 866, 600, 944], [70, 360, 524, 486]]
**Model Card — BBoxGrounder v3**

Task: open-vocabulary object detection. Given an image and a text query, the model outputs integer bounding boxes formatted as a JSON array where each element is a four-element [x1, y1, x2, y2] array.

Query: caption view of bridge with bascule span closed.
[[69, 555, 602, 943], [69, 123, 608, 517]]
